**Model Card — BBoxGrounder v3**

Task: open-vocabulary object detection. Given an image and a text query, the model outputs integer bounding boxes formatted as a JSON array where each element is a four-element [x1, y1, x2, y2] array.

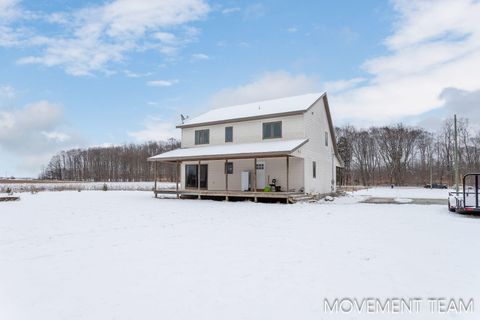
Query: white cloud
[[0, 0, 20, 20], [287, 26, 298, 33], [0, 0, 22, 47], [322, 78, 366, 93], [128, 117, 180, 141], [0, 85, 16, 99], [0, 100, 82, 176], [41, 131, 71, 143], [6, 0, 210, 75], [124, 70, 152, 78], [330, 0, 480, 125], [154, 31, 177, 44], [209, 71, 319, 108], [147, 79, 179, 87], [191, 53, 210, 61]]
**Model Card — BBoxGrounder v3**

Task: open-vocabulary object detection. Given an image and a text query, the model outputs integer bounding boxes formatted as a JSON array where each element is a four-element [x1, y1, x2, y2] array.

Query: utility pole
[[429, 151, 433, 187], [454, 114, 459, 192]]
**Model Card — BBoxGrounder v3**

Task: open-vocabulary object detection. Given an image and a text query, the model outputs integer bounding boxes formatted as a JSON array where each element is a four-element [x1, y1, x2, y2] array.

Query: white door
[[256, 161, 266, 190]]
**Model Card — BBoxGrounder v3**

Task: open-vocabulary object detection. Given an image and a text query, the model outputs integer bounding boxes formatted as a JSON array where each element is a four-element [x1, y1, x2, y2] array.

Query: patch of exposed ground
[[361, 197, 446, 205]]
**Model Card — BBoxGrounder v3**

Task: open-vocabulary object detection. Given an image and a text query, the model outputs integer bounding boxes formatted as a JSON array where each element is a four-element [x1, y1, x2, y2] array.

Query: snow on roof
[[148, 139, 308, 162], [178, 93, 324, 127]]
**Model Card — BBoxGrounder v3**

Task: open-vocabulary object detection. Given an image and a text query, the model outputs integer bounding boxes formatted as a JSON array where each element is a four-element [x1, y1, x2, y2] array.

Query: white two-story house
[[148, 92, 343, 203]]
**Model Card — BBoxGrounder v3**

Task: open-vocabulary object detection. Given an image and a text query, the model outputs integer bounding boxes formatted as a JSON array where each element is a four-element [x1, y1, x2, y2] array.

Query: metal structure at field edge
[[448, 173, 480, 214]]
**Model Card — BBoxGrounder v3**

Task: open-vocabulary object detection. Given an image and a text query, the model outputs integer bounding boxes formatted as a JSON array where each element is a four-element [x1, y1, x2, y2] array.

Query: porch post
[[253, 158, 257, 202], [286, 156, 290, 192], [197, 160, 201, 199], [225, 159, 229, 201], [175, 161, 179, 199], [154, 161, 158, 198]]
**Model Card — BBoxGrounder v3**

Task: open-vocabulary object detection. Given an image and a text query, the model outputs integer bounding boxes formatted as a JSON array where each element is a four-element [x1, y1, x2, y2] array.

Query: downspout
[[331, 152, 335, 192]]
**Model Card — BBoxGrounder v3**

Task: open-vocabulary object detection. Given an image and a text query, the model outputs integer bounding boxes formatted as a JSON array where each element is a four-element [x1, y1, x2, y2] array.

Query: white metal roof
[[178, 93, 324, 128], [148, 139, 309, 162]]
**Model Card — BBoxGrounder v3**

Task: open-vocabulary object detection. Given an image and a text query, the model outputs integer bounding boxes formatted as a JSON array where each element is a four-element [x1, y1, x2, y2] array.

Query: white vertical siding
[[300, 97, 337, 194], [179, 157, 304, 192], [181, 114, 305, 148]]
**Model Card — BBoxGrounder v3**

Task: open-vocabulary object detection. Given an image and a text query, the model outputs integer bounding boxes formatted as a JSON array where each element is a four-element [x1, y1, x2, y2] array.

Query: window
[[325, 131, 329, 146], [195, 129, 209, 145], [263, 121, 282, 139], [312, 161, 316, 178], [225, 162, 233, 174], [185, 165, 198, 188], [225, 126, 233, 142], [185, 164, 208, 189]]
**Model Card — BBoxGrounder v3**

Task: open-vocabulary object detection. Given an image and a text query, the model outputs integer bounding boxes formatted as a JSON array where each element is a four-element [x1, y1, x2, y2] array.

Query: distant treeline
[[336, 118, 480, 186], [41, 118, 479, 186], [40, 139, 180, 181]]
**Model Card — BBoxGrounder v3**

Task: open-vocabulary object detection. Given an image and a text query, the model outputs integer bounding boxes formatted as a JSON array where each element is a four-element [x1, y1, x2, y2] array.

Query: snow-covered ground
[[348, 186, 451, 199], [0, 181, 173, 193], [0, 190, 479, 319]]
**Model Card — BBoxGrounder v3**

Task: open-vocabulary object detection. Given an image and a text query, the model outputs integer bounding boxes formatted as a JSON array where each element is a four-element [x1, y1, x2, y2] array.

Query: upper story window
[[325, 131, 329, 146], [225, 126, 233, 142], [263, 121, 282, 139], [195, 129, 210, 145]]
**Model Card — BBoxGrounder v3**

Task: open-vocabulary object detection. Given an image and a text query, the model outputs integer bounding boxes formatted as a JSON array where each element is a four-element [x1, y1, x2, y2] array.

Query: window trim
[[262, 121, 282, 139], [225, 126, 233, 143], [195, 129, 210, 145]]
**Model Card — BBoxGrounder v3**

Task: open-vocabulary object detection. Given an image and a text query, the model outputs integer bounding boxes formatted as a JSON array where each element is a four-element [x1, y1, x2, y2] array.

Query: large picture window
[[195, 129, 210, 145], [262, 121, 282, 139], [225, 126, 233, 142]]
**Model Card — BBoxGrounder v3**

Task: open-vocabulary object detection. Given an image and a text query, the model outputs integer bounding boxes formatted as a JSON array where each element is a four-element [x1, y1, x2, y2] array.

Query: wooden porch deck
[[154, 188, 307, 203]]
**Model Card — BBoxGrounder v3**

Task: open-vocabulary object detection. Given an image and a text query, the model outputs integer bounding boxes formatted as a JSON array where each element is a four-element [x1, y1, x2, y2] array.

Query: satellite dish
[[180, 114, 188, 124]]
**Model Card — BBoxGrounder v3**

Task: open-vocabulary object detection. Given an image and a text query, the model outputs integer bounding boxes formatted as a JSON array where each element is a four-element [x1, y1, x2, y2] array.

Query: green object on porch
[[263, 186, 271, 192]]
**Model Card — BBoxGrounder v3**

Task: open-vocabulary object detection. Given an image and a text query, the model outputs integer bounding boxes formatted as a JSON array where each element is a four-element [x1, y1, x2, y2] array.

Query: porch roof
[[148, 139, 308, 162]]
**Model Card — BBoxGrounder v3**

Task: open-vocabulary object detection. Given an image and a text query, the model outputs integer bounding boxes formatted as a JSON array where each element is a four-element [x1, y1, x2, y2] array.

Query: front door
[[185, 164, 208, 189], [256, 160, 266, 190]]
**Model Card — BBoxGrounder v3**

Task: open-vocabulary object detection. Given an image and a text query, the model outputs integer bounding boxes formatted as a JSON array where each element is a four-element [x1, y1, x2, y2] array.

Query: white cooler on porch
[[241, 171, 250, 191]]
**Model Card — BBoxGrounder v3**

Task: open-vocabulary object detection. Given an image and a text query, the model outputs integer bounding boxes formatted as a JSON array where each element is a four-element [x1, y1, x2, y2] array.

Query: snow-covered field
[[348, 186, 451, 199], [0, 181, 173, 192], [0, 189, 479, 319]]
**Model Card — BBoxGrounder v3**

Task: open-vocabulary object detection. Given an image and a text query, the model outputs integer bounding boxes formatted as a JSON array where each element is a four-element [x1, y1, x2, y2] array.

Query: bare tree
[[40, 139, 180, 182]]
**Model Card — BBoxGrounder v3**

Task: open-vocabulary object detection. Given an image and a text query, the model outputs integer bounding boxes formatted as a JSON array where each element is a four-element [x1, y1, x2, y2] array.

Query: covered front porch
[[148, 139, 309, 203]]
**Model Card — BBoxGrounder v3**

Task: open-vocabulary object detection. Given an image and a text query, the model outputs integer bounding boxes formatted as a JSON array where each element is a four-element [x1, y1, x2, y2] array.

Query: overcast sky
[[1, 0, 480, 177]]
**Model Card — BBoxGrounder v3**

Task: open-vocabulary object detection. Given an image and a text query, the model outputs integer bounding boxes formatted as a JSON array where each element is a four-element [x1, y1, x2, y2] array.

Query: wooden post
[[454, 114, 459, 193], [253, 158, 257, 202], [286, 156, 289, 193], [175, 161, 179, 199], [197, 160, 201, 199], [225, 159, 229, 201], [154, 161, 158, 198]]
